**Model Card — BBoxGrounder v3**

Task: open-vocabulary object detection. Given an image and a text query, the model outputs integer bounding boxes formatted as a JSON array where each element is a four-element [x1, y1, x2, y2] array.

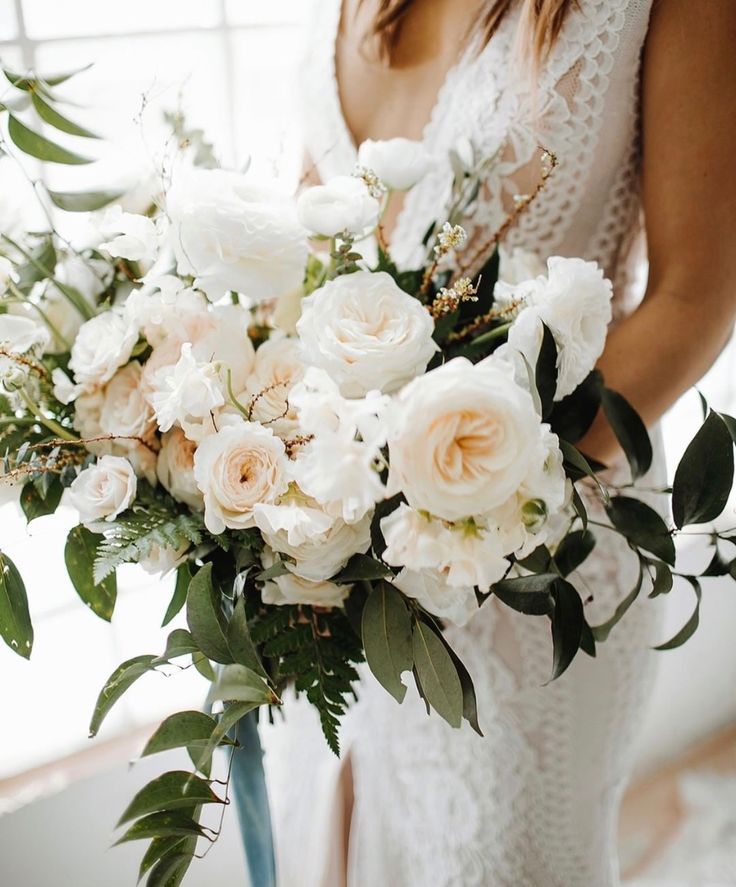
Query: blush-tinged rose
[[297, 271, 438, 397], [157, 427, 203, 511], [67, 455, 137, 525], [68, 310, 138, 391], [193, 420, 289, 535]]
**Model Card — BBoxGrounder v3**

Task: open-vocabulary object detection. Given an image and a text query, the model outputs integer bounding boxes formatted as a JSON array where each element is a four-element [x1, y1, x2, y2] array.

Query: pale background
[[0, 2, 735, 885]]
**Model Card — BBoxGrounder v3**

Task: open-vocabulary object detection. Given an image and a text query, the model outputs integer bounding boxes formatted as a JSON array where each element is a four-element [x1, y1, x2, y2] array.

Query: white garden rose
[[241, 337, 304, 436], [254, 491, 372, 582], [297, 271, 438, 397], [67, 454, 137, 525], [68, 310, 138, 391], [296, 175, 380, 238], [387, 357, 542, 521], [193, 420, 289, 534], [381, 503, 509, 592], [100, 361, 156, 444], [167, 168, 307, 302], [393, 568, 478, 627], [504, 257, 613, 400], [357, 137, 433, 191], [99, 205, 161, 264], [125, 279, 208, 348], [156, 427, 203, 511]]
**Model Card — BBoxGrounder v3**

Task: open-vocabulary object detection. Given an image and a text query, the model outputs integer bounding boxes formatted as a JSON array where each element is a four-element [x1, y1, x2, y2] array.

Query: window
[[0, 0, 307, 784]]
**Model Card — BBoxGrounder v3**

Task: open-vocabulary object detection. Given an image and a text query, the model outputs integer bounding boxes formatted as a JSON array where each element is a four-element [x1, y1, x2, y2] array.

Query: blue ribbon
[[230, 711, 277, 887]]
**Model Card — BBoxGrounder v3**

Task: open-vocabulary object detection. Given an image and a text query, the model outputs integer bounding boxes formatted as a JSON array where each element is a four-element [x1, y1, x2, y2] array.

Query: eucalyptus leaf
[[579, 620, 597, 658], [89, 655, 158, 736], [361, 581, 413, 704], [158, 628, 198, 661], [186, 563, 231, 663], [560, 440, 608, 501], [649, 561, 674, 597], [138, 836, 186, 883], [146, 850, 196, 887], [142, 712, 218, 758], [600, 387, 653, 481], [117, 771, 223, 825], [672, 412, 734, 528], [605, 496, 675, 566], [191, 701, 258, 774], [0, 550, 33, 659], [114, 811, 205, 846], [46, 187, 123, 212], [8, 114, 93, 164], [65, 525, 117, 621], [412, 620, 463, 728], [31, 91, 99, 139]]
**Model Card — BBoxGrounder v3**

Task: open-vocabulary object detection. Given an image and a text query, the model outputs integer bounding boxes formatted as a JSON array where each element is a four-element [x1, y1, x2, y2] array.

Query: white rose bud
[[387, 357, 542, 521], [167, 169, 307, 302], [68, 310, 138, 390], [357, 137, 433, 191], [193, 421, 289, 535], [296, 175, 380, 238], [297, 270, 438, 397], [67, 455, 137, 525]]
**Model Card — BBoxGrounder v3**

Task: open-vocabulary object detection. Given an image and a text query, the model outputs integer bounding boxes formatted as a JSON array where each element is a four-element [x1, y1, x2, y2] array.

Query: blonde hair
[[362, 0, 575, 65]]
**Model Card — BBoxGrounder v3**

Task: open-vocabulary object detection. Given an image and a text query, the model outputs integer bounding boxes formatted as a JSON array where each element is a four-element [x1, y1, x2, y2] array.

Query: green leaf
[[186, 563, 231, 664], [162, 563, 191, 627], [672, 412, 734, 528], [515, 544, 552, 573], [158, 628, 198, 661], [46, 187, 123, 212], [649, 561, 674, 597], [255, 560, 289, 581], [191, 702, 257, 774], [146, 849, 196, 887], [535, 323, 558, 420], [560, 440, 608, 502], [549, 370, 603, 443], [31, 92, 99, 138], [114, 811, 205, 846], [719, 412, 736, 446], [227, 595, 268, 678], [65, 525, 117, 621], [89, 654, 158, 737], [433, 632, 483, 736], [600, 387, 653, 481], [206, 664, 275, 706], [554, 530, 596, 577], [605, 496, 675, 566], [118, 772, 223, 825], [138, 837, 187, 883], [491, 573, 557, 615], [191, 652, 216, 681], [41, 63, 94, 87], [0, 550, 33, 659], [411, 620, 463, 728], [8, 114, 93, 164], [142, 712, 218, 758], [20, 479, 63, 523], [592, 562, 644, 642], [579, 620, 597, 657], [549, 579, 584, 680], [333, 553, 393, 583], [361, 582, 413, 704], [654, 577, 702, 651]]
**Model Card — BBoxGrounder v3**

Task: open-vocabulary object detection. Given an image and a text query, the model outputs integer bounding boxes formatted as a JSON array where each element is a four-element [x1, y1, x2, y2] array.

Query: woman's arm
[[580, 0, 736, 464]]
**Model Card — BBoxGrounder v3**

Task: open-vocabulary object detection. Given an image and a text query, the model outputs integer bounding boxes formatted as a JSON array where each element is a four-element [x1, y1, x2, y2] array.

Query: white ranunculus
[[139, 543, 189, 576], [67, 454, 137, 525], [297, 271, 438, 397], [357, 138, 433, 191], [0, 256, 18, 297], [68, 310, 138, 391], [146, 343, 225, 438], [167, 168, 307, 302], [381, 503, 509, 592], [504, 257, 613, 400], [387, 357, 542, 521], [0, 313, 49, 353], [393, 568, 479, 627], [496, 246, 546, 288], [193, 420, 289, 535], [296, 175, 380, 238], [99, 205, 162, 264], [241, 337, 304, 436], [254, 491, 372, 582], [157, 427, 203, 511]]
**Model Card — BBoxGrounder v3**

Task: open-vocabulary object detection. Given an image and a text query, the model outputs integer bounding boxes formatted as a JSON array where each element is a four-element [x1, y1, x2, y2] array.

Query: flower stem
[[469, 322, 512, 347], [18, 390, 78, 441]]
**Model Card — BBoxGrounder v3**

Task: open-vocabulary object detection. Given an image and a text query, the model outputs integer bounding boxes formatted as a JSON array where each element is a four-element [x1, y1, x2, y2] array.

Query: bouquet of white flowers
[[1, 66, 735, 885]]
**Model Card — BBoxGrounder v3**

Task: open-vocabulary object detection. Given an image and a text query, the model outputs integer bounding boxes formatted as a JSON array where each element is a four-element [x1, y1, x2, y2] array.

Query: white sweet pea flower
[[157, 426, 203, 511], [99, 205, 162, 264], [501, 257, 613, 400], [297, 270, 438, 397], [147, 343, 225, 437], [393, 568, 478, 627], [296, 175, 380, 238], [0, 256, 18, 297], [68, 310, 138, 391], [253, 490, 372, 582], [387, 357, 542, 522], [193, 420, 290, 535], [167, 168, 307, 302], [357, 137, 433, 191], [67, 455, 137, 525], [0, 313, 49, 353]]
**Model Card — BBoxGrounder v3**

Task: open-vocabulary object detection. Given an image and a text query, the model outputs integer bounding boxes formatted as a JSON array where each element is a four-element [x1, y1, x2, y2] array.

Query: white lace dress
[[262, 2, 668, 885]]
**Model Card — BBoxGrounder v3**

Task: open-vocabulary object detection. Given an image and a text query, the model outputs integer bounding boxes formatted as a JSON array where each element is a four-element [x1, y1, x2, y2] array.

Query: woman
[[261, 1, 736, 884]]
